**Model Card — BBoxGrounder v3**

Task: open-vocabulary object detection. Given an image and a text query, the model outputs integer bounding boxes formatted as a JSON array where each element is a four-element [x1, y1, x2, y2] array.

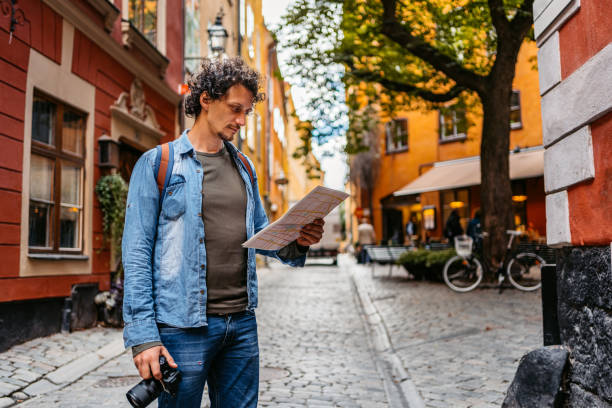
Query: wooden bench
[[364, 245, 413, 277]]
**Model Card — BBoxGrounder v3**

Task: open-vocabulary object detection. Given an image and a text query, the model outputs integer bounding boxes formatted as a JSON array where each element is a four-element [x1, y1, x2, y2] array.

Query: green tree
[[280, 0, 535, 265]]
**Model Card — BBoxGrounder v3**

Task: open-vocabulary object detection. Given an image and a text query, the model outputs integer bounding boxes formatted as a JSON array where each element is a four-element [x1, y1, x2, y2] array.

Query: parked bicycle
[[443, 230, 545, 293]]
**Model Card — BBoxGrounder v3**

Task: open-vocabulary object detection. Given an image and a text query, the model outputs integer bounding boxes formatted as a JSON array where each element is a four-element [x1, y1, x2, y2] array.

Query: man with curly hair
[[122, 57, 324, 407]]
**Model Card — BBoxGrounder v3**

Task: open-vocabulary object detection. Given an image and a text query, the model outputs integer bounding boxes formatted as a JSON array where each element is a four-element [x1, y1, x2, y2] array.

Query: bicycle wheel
[[507, 252, 543, 291], [443, 255, 483, 292]]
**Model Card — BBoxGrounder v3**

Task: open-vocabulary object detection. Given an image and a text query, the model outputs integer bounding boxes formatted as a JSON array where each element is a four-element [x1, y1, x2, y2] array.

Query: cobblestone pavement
[[6, 259, 392, 407], [351, 257, 543, 408]]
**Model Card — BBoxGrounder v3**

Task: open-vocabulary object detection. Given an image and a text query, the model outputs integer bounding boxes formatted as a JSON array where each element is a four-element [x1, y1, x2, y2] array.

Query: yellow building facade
[[349, 41, 546, 245]]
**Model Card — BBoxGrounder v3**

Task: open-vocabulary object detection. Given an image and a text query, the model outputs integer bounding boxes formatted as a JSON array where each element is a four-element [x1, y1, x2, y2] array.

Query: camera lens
[[126, 378, 163, 408]]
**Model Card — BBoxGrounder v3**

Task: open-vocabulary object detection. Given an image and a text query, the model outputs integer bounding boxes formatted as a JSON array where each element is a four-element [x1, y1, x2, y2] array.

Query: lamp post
[[207, 11, 228, 57]]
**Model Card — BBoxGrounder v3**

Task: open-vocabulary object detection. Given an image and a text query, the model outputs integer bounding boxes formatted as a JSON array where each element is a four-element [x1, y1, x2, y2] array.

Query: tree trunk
[[480, 76, 514, 277]]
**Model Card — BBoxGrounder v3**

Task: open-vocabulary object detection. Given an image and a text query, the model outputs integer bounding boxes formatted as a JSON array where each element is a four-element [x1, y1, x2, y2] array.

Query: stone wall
[[557, 246, 612, 407]]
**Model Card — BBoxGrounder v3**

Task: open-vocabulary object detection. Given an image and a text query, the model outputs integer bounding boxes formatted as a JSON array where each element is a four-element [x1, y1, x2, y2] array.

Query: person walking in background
[[357, 217, 376, 263], [122, 57, 324, 408], [405, 216, 418, 245], [466, 210, 482, 249], [444, 209, 464, 246]]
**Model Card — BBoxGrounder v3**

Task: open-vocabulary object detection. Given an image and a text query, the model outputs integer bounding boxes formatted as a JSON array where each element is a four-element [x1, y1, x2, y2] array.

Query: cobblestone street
[[0, 256, 543, 407], [3, 259, 391, 407], [351, 257, 543, 407]]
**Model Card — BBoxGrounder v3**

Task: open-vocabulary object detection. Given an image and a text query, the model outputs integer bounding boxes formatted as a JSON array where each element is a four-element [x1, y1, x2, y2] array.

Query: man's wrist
[[132, 341, 163, 358]]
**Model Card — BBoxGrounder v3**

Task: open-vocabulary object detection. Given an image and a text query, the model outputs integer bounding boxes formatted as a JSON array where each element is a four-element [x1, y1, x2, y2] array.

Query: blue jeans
[[157, 311, 259, 408]]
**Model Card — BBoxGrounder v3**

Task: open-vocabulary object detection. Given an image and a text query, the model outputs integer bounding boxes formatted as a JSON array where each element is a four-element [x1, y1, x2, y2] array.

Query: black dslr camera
[[126, 356, 182, 408]]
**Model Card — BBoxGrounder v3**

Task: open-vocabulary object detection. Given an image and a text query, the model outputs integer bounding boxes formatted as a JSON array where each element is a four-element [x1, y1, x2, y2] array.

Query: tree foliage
[[280, 0, 536, 265]]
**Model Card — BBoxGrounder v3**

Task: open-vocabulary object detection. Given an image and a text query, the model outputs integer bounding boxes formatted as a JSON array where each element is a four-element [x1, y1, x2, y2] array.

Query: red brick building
[[0, 0, 182, 350], [534, 0, 611, 404]]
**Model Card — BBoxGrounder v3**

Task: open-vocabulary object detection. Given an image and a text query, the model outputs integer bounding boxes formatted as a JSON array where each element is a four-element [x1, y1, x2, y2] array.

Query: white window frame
[[510, 90, 522, 130], [123, 0, 167, 54], [385, 118, 409, 153], [20, 21, 95, 276], [439, 110, 467, 142]]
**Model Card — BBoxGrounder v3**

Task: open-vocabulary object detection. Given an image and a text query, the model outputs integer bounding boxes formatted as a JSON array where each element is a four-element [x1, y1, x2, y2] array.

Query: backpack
[[153, 141, 255, 204]]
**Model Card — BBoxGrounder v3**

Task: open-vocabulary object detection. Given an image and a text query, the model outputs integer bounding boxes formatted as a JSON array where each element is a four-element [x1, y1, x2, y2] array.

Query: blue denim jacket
[[122, 130, 306, 348]]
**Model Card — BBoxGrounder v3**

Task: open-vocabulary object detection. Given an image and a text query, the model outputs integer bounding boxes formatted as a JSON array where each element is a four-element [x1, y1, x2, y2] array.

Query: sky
[[261, 0, 348, 191]]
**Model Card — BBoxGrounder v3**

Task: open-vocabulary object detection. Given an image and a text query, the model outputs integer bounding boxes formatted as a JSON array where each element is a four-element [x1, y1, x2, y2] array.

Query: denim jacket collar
[[175, 128, 241, 161]]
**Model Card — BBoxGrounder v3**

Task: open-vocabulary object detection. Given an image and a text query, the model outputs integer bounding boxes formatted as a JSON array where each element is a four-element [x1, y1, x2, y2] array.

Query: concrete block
[[546, 191, 571, 247], [541, 42, 612, 146], [22, 379, 59, 396], [537, 32, 561, 96], [534, 0, 580, 45], [533, 0, 554, 20], [544, 126, 595, 193], [45, 338, 124, 384]]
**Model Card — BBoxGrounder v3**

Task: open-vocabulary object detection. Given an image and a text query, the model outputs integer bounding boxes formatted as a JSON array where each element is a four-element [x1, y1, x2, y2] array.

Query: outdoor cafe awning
[[393, 148, 544, 196]]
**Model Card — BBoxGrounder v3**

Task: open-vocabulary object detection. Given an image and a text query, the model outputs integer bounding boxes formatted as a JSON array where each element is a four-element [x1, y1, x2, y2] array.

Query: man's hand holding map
[[242, 186, 349, 250]]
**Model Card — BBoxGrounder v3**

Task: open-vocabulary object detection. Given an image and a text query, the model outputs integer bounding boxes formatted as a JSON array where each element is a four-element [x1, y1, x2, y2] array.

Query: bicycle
[[442, 230, 545, 293]]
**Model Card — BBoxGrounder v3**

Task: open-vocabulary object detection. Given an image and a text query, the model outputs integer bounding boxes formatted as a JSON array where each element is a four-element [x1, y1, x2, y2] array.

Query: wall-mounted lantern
[[98, 135, 120, 169], [207, 11, 228, 54]]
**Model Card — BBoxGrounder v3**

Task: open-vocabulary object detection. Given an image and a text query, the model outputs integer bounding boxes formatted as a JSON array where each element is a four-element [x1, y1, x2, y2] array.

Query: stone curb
[[351, 270, 426, 408], [10, 337, 125, 406]]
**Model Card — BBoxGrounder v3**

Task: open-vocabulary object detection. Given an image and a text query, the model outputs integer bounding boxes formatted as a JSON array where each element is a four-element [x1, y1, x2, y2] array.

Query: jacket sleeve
[[246, 157, 307, 267], [122, 150, 162, 349]]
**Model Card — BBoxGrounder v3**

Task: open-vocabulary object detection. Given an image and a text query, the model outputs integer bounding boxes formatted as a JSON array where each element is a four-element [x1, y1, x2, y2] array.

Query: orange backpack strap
[[153, 142, 174, 203], [237, 152, 254, 186]]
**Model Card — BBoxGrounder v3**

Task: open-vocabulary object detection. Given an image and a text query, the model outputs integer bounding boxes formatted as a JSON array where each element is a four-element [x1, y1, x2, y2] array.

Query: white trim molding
[[537, 31, 561, 96], [541, 42, 612, 147], [20, 22, 95, 277], [534, 0, 580, 46], [121, 19, 169, 78], [546, 190, 572, 247], [544, 125, 595, 193], [110, 79, 165, 150], [42, 0, 180, 105]]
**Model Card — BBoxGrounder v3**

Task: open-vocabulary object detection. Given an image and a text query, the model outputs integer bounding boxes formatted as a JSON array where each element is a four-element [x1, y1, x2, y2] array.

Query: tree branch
[[510, 0, 535, 35], [487, 0, 510, 35], [349, 69, 467, 103], [381, 0, 488, 94]]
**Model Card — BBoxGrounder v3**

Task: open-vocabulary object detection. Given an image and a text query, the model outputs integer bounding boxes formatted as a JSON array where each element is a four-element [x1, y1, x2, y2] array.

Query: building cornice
[[42, 0, 180, 105], [85, 0, 120, 32], [121, 19, 169, 78]]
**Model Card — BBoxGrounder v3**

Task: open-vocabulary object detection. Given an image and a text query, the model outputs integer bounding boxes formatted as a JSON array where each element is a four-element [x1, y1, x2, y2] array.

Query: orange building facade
[[349, 41, 547, 245]]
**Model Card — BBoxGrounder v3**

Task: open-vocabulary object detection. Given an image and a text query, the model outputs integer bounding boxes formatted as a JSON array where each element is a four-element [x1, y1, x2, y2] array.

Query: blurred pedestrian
[[444, 210, 463, 246], [357, 217, 376, 263], [467, 210, 482, 249]]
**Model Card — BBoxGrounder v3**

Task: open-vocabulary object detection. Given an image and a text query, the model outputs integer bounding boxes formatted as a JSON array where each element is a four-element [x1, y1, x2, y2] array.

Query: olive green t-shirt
[[196, 146, 249, 314]]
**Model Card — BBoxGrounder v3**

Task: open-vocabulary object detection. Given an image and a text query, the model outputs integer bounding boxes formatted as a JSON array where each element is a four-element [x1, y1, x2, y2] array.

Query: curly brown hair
[[184, 57, 265, 118]]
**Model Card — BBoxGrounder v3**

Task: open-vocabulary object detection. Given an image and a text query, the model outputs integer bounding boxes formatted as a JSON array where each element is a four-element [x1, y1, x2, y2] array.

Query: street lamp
[[207, 12, 228, 55]]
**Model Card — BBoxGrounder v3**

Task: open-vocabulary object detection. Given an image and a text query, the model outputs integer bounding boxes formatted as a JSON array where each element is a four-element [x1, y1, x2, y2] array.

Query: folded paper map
[[242, 186, 349, 250]]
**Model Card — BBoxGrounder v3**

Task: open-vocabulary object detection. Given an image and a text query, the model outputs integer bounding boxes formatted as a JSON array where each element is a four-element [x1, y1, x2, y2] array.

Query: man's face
[[201, 84, 254, 142]]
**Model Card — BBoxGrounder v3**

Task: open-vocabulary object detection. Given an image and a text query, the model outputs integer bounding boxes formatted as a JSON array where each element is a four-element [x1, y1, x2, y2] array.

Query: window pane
[[61, 163, 82, 206], [62, 110, 85, 156], [442, 113, 454, 138], [510, 109, 522, 128], [29, 202, 53, 247], [32, 97, 56, 145], [60, 206, 80, 249], [510, 91, 520, 109], [129, 0, 157, 44], [30, 154, 55, 201], [455, 111, 468, 135]]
